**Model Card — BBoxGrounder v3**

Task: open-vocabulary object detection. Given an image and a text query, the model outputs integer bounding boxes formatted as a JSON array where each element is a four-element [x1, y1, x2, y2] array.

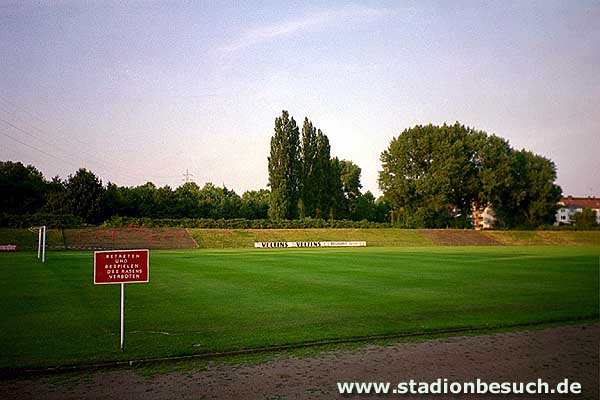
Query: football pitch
[[0, 246, 598, 370]]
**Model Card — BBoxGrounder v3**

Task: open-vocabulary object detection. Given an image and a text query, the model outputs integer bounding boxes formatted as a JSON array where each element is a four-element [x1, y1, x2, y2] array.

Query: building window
[[560, 215, 566, 220]]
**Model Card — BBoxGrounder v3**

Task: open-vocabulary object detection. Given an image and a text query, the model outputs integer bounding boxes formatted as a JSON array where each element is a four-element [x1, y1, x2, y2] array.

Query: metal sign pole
[[120, 283, 125, 351]]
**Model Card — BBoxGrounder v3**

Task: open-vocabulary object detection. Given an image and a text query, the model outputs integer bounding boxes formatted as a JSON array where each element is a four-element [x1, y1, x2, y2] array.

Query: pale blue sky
[[1, 0, 598, 197]]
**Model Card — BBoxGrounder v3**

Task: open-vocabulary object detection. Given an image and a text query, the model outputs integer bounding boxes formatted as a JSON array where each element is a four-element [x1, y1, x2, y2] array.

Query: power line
[[0, 129, 82, 169], [0, 98, 95, 150], [0, 101, 181, 181], [0, 112, 146, 180], [0, 117, 141, 182], [2, 125, 181, 187], [0, 116, 87, 160]]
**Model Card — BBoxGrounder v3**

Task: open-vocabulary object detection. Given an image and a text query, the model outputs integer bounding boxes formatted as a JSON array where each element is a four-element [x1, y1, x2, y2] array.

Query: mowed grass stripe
[[0, 246, 598, 369]]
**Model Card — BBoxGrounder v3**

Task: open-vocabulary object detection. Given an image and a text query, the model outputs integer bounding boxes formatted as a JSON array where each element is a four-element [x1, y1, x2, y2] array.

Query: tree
[[339, 159, 362, 218], [219, 186, 243, 219], [373, 196, 392, 223], [65, 168, 105, 223], [378, 123, 479, 227], [134, 182, 159, 217], [174, 182, 201, 218], [103, 182, 126, 218], [328, 157, 345, 220], [267, 111, 368, 221], [313, 129, 332, 218], [268, 110, 301, 220], [354, 191, 375, 221], [474, 134, 514, 227], [572, 209, 599, 229], [378, 123, 562, 228], [298, 120, 351, 220], [379, 124, 427, 222], [154, 185, 176, 218], [300, 118, 319, 218], [43, 176, 67, 215], [241, 189, 270, 219], [0, 161, 47, 214], [198, 183, 223, 218], [507, 150, 562, 227]]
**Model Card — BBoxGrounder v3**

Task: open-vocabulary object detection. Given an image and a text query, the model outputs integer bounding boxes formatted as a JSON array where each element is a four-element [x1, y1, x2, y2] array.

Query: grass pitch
[[0, 246, 598, 369]]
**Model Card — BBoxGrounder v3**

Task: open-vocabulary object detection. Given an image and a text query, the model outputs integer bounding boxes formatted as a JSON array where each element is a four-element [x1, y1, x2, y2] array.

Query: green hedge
[[4, 213, 595, 230], [101, 216, 390, 229]]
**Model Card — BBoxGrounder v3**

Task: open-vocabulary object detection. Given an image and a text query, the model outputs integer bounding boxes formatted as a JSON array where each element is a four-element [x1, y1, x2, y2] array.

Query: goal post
[[37, 227, 42, 259], [35, 226, 46, 262]]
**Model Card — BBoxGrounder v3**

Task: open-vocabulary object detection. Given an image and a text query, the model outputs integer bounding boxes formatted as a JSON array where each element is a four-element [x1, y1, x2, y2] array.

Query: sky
[[1, 0, 599, 197]]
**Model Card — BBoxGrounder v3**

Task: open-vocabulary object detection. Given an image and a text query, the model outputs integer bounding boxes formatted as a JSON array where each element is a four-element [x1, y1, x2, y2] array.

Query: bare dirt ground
[[1, 323, 598, 400], [417, 229, 501, 246]]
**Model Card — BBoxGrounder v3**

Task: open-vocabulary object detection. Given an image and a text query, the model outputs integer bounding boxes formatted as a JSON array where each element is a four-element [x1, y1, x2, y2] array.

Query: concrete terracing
[[62, 228, 198, 250], [418, 229, 502, 246]]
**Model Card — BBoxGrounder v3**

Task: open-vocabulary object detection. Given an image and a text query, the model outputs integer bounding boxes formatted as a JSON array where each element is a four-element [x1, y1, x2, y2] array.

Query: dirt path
[[2, 323, 598, 399]]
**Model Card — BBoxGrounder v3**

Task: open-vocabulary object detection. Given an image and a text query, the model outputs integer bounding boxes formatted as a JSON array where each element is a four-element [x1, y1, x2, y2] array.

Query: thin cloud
[[220, 5, 388, 54]]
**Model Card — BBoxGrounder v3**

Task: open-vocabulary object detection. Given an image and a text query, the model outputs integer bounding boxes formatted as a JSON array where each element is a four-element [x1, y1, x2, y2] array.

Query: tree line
[[0, 161, 387, 226], [1, 115, 573, 229], [1, 113, 388, 228], [1, 162, 271, 225]]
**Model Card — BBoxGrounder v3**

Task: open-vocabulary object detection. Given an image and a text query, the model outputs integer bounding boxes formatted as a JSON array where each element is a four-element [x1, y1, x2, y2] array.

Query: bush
[[536, 223, 599, 231], [101, 216, 390, 229]]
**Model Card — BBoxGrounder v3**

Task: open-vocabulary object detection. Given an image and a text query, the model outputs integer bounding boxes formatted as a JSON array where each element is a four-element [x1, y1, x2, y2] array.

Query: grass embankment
[[189, 228, 433, 248], [484, 230, 600, 246], [0, 246, 598, 369], [0, 228, 64, 250], [1, 228, 599, 249], [189, 228, 600, 248]]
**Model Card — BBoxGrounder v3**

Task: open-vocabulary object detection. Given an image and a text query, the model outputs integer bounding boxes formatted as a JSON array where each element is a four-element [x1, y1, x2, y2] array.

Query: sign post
[[120, 283, 125, 351], [94, 249, 149, 351]]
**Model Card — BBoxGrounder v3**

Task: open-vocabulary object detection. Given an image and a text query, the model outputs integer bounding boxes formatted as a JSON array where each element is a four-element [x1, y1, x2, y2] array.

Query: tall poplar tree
[[300, 118, 318, 218], [328, 157, 345, 220], [313, 129, 331, 218], [268, 110, 300, 220]]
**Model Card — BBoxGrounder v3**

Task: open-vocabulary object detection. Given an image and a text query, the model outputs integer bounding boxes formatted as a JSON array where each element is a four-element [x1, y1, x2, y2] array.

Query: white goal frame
[[29, 226, 46, 262]]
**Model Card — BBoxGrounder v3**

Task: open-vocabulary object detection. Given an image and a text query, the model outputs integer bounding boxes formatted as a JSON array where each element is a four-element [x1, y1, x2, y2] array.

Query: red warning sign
[[94, 249, 149, 284]]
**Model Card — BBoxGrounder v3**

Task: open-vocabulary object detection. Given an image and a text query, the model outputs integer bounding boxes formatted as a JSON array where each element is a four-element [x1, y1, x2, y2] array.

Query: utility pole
[[183, 169, 194, 183]]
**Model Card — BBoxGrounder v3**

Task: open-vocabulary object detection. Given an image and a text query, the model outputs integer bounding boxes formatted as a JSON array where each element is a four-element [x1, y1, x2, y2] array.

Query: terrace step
[[417, 229, 502, 246], [63, 227, 198, 250]]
